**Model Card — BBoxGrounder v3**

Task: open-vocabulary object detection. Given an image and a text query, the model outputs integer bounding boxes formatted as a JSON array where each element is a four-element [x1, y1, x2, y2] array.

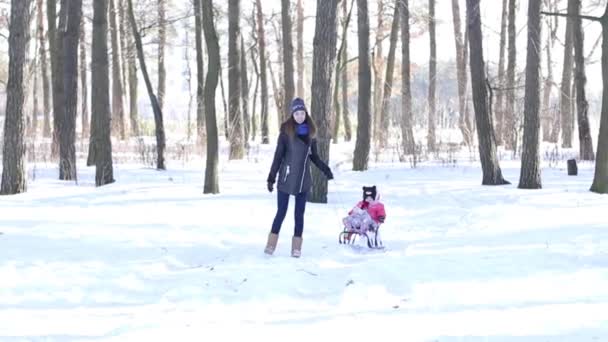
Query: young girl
[[264, 97, 334, 257], [343, 186, 386, 237]]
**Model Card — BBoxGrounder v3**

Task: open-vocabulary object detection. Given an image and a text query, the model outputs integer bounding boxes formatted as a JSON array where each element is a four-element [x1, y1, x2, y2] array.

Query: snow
[[1, 141, 608, 341]]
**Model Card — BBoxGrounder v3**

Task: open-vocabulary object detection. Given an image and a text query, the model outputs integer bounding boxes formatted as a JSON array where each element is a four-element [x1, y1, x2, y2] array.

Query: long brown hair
[[282, 113, 317, 138]]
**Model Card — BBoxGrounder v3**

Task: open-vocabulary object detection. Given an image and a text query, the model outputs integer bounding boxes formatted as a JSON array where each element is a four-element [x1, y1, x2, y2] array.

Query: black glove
[[325, 168, 334, 180], [378, 216, 385, 223], [267, 181, 274, 193]]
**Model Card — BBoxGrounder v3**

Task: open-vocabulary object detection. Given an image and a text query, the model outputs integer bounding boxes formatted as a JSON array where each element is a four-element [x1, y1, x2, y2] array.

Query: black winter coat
[[267, 126, 332, 195]]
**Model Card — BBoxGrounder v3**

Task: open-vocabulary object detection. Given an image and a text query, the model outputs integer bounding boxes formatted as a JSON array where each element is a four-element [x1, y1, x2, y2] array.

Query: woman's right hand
[[267, 181, 274, 193]]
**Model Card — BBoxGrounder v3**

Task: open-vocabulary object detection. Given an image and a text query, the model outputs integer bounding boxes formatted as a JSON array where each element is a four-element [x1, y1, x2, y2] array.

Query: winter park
[[1, 0, 608, 340]]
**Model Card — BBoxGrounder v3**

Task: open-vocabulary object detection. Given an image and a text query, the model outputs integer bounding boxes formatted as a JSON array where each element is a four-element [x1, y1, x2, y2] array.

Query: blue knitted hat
[[291, 97, 307, 115]]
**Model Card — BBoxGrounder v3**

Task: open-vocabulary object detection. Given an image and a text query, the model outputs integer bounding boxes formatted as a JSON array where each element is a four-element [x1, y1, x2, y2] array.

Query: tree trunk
[[250, 45, 260, 141], [378, 2, 399, 149], [80, 16, 89, 139], [466, 0, 509, 185], [281, 0, 295, 120], [90, 0, 114, 186], [202, 0, 220, 194], [332, 0, 354, 144], [541, 30, 554, 142], [590, 5, 608, 193], [255, 0, 269, 144], [126, 4, 138, 137], [127, 0, 166, 170], [400, 0, 415, 155], [342, 0, 353, 142], [427, 0, 437, 152], [157, 0, 166, 112], [240, 36, 250, 144], [571, 0, 594, 161], [1, 0, 31, 195], [59, 0, 82, 181], [118, 0, 129, 101], [353, 0, 371, 171], [194, 0, 205, 143], [372, 0, 384, 144], [495, 0, 508, 145], [110, 0, 126, 139], [228, 0, 244, 159], [48, 0, 64, 158], [296, 0, 305, 98], [451, 0, 472, 147], [560, 13, 574, 148], [309, 0, 339, 203], [37, 0, 52, 139], [519, 0, 542, 189], [505, 0, 517, 150]]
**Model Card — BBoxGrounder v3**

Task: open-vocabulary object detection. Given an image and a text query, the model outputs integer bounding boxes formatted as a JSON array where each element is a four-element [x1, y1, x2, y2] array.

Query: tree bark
[[541, 29, 554, 142], [1, 0, 31, 195], [342, 0, 353, 142], [125, 1, 138, 136], [466, 0, 509, 185], [281, 0, 295, 120], [353, 0, 371, 171], [255, 0, 269, 144], [80, 16, 89, 139], [560, 13, 574, 148], [194, 0, 205, 143], [110, 0, 126, 139], [519, 0, 542, 189], [332, 0, 355, 144], [59, 0, 82, 181], [571, 0, 594, 161], [157, 0, 166, 112], [372, 0, 384, 144], [309, 0, 339, 203], [202, 0, 220, 194], [505, 0, 517, 150], [590, 4, 608, 193], [400, 0, 415, 155], [495, 0, 508, 145], [451, 0, 472, 147], [37, 0, 52, 138], [127, 0, 166, 169], [240, 35, 250, 144], [48, 0, 64, 158], [90, 0, 114, 186], [427, 0, 437, 152], [296, 0, 305, 98], [228, 0, 244, 159], [378, 2, 400, 149], [118, 0, 129, 101]]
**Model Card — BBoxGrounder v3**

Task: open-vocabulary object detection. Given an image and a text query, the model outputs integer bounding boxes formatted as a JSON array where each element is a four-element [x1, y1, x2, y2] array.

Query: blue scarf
[[296, 123, 309, 136]]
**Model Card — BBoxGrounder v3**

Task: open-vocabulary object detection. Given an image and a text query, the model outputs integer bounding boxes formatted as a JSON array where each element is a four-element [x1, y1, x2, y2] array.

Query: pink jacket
[[349, 200, 386, 224]]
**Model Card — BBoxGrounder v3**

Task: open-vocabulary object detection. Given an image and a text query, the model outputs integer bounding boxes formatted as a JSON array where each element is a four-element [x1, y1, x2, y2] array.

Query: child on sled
[[341, 186, 386, 247]]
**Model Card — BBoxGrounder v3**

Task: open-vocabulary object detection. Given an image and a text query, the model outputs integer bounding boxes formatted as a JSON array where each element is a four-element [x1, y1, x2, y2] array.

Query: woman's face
[[293, 110, 306, 124]]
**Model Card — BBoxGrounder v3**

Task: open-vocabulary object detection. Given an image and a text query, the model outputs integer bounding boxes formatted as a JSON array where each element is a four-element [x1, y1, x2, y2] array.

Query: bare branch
[[541, 11, 602, 22]]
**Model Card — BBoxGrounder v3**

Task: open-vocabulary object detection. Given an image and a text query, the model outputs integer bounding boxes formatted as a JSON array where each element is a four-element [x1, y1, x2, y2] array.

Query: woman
[[264, 97, 334, 257]]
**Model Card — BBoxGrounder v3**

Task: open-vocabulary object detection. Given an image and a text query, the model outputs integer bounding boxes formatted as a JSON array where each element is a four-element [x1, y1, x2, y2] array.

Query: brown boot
[[291, 236, 303, 258], [264, 233, 279, 255]]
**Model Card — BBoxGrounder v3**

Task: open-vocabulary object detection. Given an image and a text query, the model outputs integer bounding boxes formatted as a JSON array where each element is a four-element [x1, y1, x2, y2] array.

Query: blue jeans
[[271, 190, 307, 237]]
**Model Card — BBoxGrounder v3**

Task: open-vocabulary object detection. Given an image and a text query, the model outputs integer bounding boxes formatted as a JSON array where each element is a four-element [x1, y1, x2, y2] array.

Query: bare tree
[[281, 0, 295, 119], [202, 0, 220, 194], [48, 0, 64, 158], [467, 0, 510, 185], [378, 2, 400, 148], [157, 0, 166, 111], [228, 0, 245, 159], [80, 16, 89, 139], [255, 0, 269, 144], [519, 0, 542, 189], [1, 0, 32, 195], [109, 0, 126, 139], [309, 0, 340, 203], [127, 0, 166, 170], [296, 0, 305, 98], [37, 0, 51, 138], [505, 0, 517, 149], [495, 0, 508, 145], [194, 0, 205, 142], [342, 0, 353, 142], [372, 0, 384, 143], [90, 0, 114, 186], [571, 0, 595, 161], [451, 0, 472, 146], [400, 0, 415, 155], [558, 12, 573, 147], [240, 36, 250, 144], [427, 0, 437, 152], [125, 0, 138, 136], [353, 0, 371, 171], [59, 0, 82, 181]]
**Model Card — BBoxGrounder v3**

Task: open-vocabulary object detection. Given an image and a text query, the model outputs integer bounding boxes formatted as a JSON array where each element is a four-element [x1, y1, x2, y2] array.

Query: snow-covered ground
[[1, 141, 607, 341]]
